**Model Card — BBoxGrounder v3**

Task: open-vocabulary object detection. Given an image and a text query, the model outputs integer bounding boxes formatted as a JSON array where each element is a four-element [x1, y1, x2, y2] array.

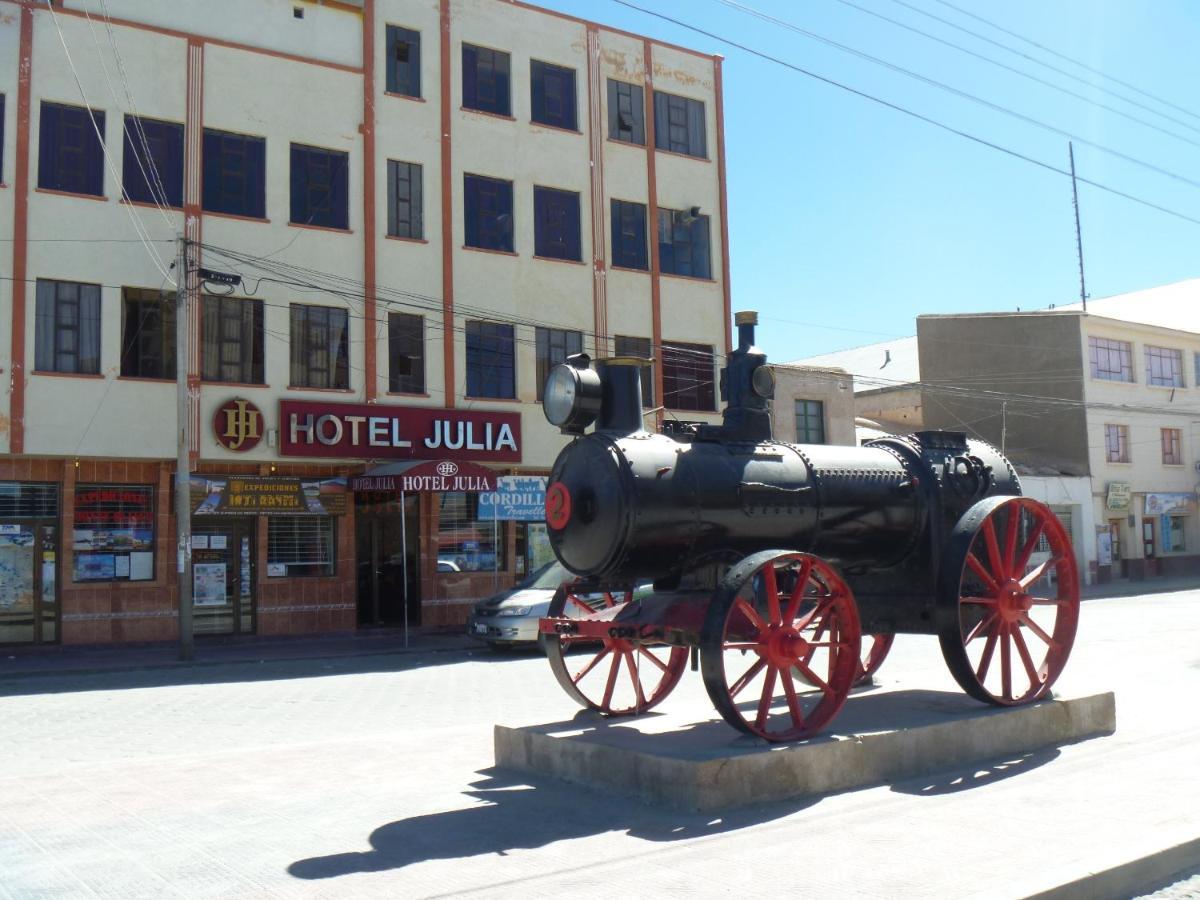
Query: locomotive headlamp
[[751, 364, 775, 399], [543, 357, 602, 432]]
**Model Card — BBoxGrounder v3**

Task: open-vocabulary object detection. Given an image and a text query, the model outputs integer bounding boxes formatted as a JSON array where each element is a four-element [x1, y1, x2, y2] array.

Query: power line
[[611, 0, 1200, 229]]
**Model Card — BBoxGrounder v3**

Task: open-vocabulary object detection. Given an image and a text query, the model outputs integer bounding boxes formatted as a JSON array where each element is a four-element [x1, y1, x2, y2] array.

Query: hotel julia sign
[[278, 400, 522, 463]]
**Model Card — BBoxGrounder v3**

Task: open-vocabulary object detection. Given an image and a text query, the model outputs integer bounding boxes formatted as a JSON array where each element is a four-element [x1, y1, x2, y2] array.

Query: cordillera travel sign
[[278, 400, 522, 463]]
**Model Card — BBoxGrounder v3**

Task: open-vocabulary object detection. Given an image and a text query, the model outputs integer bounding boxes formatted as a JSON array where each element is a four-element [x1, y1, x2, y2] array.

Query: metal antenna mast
[[1068, 142, 1088, 312]]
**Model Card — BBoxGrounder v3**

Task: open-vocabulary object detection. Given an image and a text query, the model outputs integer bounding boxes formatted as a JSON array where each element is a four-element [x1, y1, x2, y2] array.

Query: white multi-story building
[[0, 0, 732, 646]]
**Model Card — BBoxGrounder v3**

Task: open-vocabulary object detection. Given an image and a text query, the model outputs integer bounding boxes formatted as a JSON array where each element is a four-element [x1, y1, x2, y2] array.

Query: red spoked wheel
[[543, 583, 688, 716], [938, 495, 1080, 705], [856, 633, 894, 685], [700, 550, 862, 742]]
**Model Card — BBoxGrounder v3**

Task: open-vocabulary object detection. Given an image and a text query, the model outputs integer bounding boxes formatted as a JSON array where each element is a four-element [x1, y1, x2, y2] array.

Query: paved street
[[1, 589, 1199, 898]]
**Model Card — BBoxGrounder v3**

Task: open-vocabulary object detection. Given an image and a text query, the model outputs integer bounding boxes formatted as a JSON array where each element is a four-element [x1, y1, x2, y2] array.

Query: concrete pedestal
[[495, 688, 1116, 812]]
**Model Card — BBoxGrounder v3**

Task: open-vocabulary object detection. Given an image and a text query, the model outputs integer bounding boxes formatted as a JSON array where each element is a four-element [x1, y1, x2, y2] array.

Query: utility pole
[[176, 233, 194, 661], [1068, 142, 1088, 312], [1001, 400, 1007, 454]]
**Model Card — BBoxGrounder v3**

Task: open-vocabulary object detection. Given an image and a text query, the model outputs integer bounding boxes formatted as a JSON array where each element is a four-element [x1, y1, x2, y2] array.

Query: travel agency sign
[[278, 400, 522, 463]]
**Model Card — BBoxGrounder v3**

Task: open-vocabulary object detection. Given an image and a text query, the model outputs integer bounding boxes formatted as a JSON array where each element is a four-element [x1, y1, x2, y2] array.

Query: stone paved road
[[1, 590, 1199, 898]]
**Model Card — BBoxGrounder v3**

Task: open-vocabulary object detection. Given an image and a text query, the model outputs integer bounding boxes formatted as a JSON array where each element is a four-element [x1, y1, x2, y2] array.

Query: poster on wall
[[1097, 533, 1113, 567], [193, 563, 228, 606], [0, 534, 35, 613], [75, 554, 116, 581]]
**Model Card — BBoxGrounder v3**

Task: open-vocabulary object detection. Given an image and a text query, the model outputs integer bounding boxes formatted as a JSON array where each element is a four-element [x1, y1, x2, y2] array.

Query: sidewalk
[[1082, 573, 1200, 600], [0, 627, 476, 681]]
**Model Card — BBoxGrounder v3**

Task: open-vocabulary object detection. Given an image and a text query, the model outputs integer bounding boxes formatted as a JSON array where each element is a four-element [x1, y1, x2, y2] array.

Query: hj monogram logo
[[214, 398, 264, 452]]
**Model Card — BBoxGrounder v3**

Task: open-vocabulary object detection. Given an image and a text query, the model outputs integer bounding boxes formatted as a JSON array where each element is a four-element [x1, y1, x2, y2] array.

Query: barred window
[[1145, 345, 1184, 387], [1161, 428, 1183, 465], [267, 517, 335, 577], [1088, 336, 1133, 382], [1104, 424, 1129, 463]]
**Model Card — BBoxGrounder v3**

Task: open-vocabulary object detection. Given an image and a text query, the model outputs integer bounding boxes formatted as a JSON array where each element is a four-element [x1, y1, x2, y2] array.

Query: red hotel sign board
[[278, 400, 522, 463]]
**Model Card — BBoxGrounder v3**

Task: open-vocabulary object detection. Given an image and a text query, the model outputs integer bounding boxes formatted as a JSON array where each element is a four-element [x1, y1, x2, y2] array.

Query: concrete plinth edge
[[494, 691, 1116, 813], [1027, 834, 1200, 900]]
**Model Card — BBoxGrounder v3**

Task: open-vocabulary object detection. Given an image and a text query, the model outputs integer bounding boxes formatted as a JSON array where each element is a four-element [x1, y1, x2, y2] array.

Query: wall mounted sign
[[1144, 492, 1193, 515], [191, 475, 348, 515], [349, 460, 496, 493], [214, 398, 264, 452], [279, 400, 521, 463], [1105, 482, 1131, 512], [479, 475, 547, 521]]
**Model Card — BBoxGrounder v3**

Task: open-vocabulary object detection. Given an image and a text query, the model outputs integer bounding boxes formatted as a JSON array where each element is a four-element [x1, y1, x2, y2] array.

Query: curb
[[1030, 835, 1200, 900]]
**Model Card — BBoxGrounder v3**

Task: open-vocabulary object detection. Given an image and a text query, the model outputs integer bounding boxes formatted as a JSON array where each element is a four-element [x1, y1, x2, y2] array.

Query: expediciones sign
[[479, 476, 547, 521], [1105, 481, 1131, 512]]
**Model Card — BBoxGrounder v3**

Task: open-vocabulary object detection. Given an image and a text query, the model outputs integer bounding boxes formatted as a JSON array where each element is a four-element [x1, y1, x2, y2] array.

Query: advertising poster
[[193, 563, 228, 606], [0, 534, 35, 613], [75, 554, 116, 581], [191, 475, 347, 515]]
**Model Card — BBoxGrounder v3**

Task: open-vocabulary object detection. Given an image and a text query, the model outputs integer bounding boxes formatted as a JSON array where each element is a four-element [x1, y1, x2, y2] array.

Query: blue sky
[[539, 0, 1200, 361]]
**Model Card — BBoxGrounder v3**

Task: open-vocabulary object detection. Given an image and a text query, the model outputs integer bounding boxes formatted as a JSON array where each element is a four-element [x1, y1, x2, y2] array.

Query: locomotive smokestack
[[595, 358, 645, 434], [736, 309, 758, 351]]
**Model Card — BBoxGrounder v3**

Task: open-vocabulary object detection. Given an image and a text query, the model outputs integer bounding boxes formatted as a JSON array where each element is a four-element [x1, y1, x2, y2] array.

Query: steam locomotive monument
[[536, 311, 1080, 742]]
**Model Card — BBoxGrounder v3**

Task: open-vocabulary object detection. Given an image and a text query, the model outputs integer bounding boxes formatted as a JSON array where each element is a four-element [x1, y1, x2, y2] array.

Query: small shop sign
[[191, 475, 348, 515], [1105, 482, 1131, 511], [349, 460, 496, 494], [1144, 492, 1193, 515], [479, 476, 547, 521], [213, 398, 265, 452]]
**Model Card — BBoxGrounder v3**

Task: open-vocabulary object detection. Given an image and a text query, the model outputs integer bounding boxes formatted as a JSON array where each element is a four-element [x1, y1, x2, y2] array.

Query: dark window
[[387, 159, 423, 239], [610, 199, 648, 270], [290, 143, 349, 230], [661, 340, 714, 412], [268, 517, 335, 577], [533, 186, 581, 261], [122, 115, 183, 208], [464, 174, 514, 252], [531, 60, 576, 130], [34, 279, 101, 375], [202, 128, 266, 218], [795, 399, 826, 444], [462, 43, 511, 116], [72, 484, 155, 582], [290, 304, 349, 389], [201, 295, 264, 384], [388, 312, 425, 393], [38, 101, 105, 196], [386, 25, 421, 97], [658, 208, 711, 278], [653, 90, 706, 158], [120, 287, 176, 379], [466, 321, 515, 399], [535, 327, 583, 400], [614, 335, 654, 407], [607, 79, 645, 144]]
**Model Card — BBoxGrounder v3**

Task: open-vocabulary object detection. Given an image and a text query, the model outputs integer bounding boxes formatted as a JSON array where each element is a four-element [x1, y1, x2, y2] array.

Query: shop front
[[0, 483, 60, 645]]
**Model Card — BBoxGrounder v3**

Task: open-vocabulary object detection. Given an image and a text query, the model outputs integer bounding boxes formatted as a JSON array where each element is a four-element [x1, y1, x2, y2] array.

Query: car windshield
[[520, 560, 569, 591]]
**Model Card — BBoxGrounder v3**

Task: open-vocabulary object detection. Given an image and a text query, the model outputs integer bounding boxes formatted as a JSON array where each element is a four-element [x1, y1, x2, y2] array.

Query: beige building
[[770, 364, 856, 446], [789, 336, 923, 433], [0, 0, 731, 646]]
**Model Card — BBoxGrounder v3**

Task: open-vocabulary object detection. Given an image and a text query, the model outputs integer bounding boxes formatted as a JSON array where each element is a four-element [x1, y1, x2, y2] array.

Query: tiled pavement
[[1, 590, 1198, 898]]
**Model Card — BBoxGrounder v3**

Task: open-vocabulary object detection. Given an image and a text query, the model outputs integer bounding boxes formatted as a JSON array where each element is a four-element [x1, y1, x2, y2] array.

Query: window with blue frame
[[531, 60, 576, 130], [38, 101, 106, 196], [386, 25, 421, 98], [657, 208, 711, 279], [653, 90, 706, 158], [387, 159, 423, 239], [465, 321, 515, 399], [610, 199, 648, 271], [533, 186, 581, 261], [464, 174, 514, 252], [202, 128, 266, 218], [122, 115, 183, 208], [462, 44, 511, 116], [290, 143, 349, 230]]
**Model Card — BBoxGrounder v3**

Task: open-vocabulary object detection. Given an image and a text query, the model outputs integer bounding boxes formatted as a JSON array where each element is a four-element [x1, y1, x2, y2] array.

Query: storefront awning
[[350, 460, 498, 493]]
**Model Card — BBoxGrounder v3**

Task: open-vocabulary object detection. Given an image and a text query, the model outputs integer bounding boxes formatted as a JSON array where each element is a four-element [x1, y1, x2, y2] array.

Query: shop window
[[652, 90, 706, 158], [462, 43, 511, 116], [202, 128, 266, 218], [122, 115, 184, 208], [0, 482, 60, 517], [658, 207, 711, 279], [464, 174, 514, 252], [607, 79, 644, 145], [610, 199, 648, 271], [614, 335, 654, 407], [465, 320, 515, 399], [1161, 427, 1183, 465], [531, 60, 576, 130], [1088, 336, 1133, 382], [1104, 424, 1130, 463], [388, 312, 425, 393], [201, 295, 264, 384], [661, 340, 714, 412], [34, 279, 102, 375], [121, 287, 176, 379], [535, 327, 582, 400], [1164, 517, 1186, 553], [290, 303, 349, 389], [267, 516, 335, 576], [72, 484, 154, 582], [516, 522, 555, 577], [387, 160, 423, 239], [795, 399, 826, 444], [1145, 345, 1184, 387], [386, 25, 421, 98], [533, 186, 581, 261], [290, 143, 349, 230], [38, 101, 106, 196], [437, 492, 506, 572]]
